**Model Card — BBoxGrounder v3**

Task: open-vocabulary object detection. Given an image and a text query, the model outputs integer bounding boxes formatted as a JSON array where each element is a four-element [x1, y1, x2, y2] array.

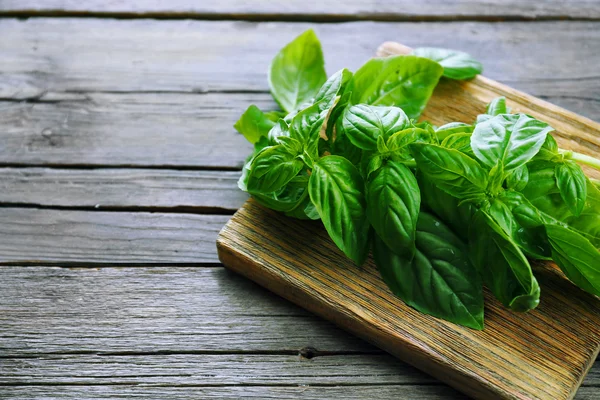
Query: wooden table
[[1, 2, 599, 399]]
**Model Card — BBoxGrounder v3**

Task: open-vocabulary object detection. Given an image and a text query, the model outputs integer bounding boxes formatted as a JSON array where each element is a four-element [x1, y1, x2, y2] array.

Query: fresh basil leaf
[[253, 184, 308, 213], [564, 179, 600, 247], [505, 164, 529, 191], [246, 145, 304, 194], [546, 224, 600, 296], [471, 113, 554, 172], [350, 55, 443, 119], [469, 210, 540, 312], [556, 160, 587, 216], [386, 128, 432, 158], [314, 69, 353, 112], [342, 105, 410, 150], [367, 160, 420, 255], [417, 173, 474, 241], [325, 91, 352, 141], [533, 134, 560, 162], [476, 114, 492, 124], [269, 29, 327, 113], [441, 133, 474, 157], [485, 96, 509, 116], [435, 122, 473, 141], [268, 120, 290, 144], [412, 47, 482, 80], [410, 143, 489, 201], [234, 105, 277, 144], [521, 160, 572, 221], [331, 128, 363, 166], [373, 212, 484, 329], [309, 156, 370, 265], [288, 100, 330, 160]]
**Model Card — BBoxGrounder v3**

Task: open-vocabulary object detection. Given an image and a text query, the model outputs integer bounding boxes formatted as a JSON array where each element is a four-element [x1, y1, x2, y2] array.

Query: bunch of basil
[[235, 29, 600, 329]]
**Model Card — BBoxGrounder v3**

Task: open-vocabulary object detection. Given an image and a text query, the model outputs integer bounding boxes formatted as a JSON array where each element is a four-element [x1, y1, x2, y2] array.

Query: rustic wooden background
[[1, 1, 599, 399]]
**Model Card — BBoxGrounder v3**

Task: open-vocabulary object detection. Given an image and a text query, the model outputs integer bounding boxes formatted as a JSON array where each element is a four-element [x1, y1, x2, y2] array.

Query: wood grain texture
[[0, 168, 246, 212], [0, 0, 598, 20], [0, 266, 372, 354], [0, 209, 227, 264], [218, 199, 600, 400]]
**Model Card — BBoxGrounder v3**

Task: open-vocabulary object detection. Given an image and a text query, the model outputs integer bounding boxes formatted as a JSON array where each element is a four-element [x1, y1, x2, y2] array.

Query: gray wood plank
[[0, 92, 260, 168], [0, 266, 373, 354], [0, 0, 597, 20], [0, 210, 227, 264], [0, 168, 247, 211], [1, 19, 597, 103], [0, 385, 468, 400]]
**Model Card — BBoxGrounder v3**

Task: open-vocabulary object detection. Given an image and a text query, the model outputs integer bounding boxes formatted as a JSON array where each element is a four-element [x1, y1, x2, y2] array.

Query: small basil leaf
[[367, 160, 420, 255], [410, 143, 488, 201], [325, 91, 352, 141], [234, 105, 277, 144], [350, 55, 443, 119], [505, 164, 529, 191], [533, 135, 560, 162], [412, 47, 483, 80], [476, 114, 492, 124], [485, 96, 509, 116], [521, 161, 573, 221], [469, 210, 540, 312], [435, 122, 473, 141], [246, 146, 304, 194], [342, 105, 410, 151], [268, 120, 290, 144], [314, 69, 353, 112], [373, 212, 484, 329], [441, 133, 474, 157], [386, 128, 432, 158], [555, 160, 587, 216], [331, 129, 363, 166], [471, 113, 554, 172], [253, 184, 308, 213], [546, 224, 600, 296], [269, 29, 327, 113], [309, 156, 370, 265]]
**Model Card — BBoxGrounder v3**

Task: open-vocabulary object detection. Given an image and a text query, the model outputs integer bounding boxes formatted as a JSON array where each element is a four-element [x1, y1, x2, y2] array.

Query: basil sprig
[[234, 29, 600, 329]]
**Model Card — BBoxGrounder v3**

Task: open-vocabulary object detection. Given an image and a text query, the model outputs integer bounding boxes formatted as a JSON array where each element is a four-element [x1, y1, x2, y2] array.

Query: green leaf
[[386, 128, 432, 158], [268, 120, 290, 144], [556, 160, 587, 216], [269, 29, 327, 113], [342, 105, 410, 150], [441, 132, 474, 157], [521, 160, 572, 221], [234, 105, 277, 144], [505, 164, 529, 191], [253, 184, 308, 213], [471, 113, 554, 172], [435, 122, 473, 141], [469, 210, 540, 312], [314, 69, 353, 112], [309, 156, 370, 264], [485, 96, 509, 116], [533, 134, 560, 162], [373, 212, 484, 329], [410, 143, 488, 201], [246, 145, 304, 194], [366, 160, 420, 255], [412, 47, 483, 80], [546, 224, 600, 296], [350, 55, 443, 119]]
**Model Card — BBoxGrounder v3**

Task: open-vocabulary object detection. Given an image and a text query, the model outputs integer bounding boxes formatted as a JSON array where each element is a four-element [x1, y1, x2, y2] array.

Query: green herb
[[235, 29, 600, 329]]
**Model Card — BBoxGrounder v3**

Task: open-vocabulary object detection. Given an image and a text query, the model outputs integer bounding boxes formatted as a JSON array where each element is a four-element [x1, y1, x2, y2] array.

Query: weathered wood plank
[[1, 19, 598, 104], [0, 0, 597, 20], [0, 168, 246, 211], [0, 266, 373, 353], [0, 210, 227, 264], [0, 354, 432, 385], [0, 385, 468, 400]]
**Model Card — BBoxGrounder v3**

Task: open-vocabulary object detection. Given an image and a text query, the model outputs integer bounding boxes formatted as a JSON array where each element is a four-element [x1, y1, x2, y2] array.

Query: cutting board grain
[[217, 42, 600, 400]]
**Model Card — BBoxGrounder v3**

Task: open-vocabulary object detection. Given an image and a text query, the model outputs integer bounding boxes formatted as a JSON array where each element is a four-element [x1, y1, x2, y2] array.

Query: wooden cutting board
[[217, 42, 600, 400]]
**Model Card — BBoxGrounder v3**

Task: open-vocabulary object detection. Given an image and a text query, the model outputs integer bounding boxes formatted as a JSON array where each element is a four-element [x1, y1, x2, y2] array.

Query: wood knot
[[298, 346, 318, 360]]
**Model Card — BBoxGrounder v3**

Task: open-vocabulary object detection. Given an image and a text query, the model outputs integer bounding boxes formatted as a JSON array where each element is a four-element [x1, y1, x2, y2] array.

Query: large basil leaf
[[412, 47, 482, 80], [546, 224, 600, 296], [366, 160, 420, 255], [469, 210, 540, 312], [521, 160, 572, 221], [246, 145, 304, 194], [342, 105, 410, 151], [410, 143, 488, 201], [350, 55, 443, 119], [373, 212, 483, 329], [269, 29, 327, 113], [314, 69, 353, 112], [234, 105, 278, 144], [471, 114, 553, 172], [555, 160, 587, 216], [309, 156, 370, 265]]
